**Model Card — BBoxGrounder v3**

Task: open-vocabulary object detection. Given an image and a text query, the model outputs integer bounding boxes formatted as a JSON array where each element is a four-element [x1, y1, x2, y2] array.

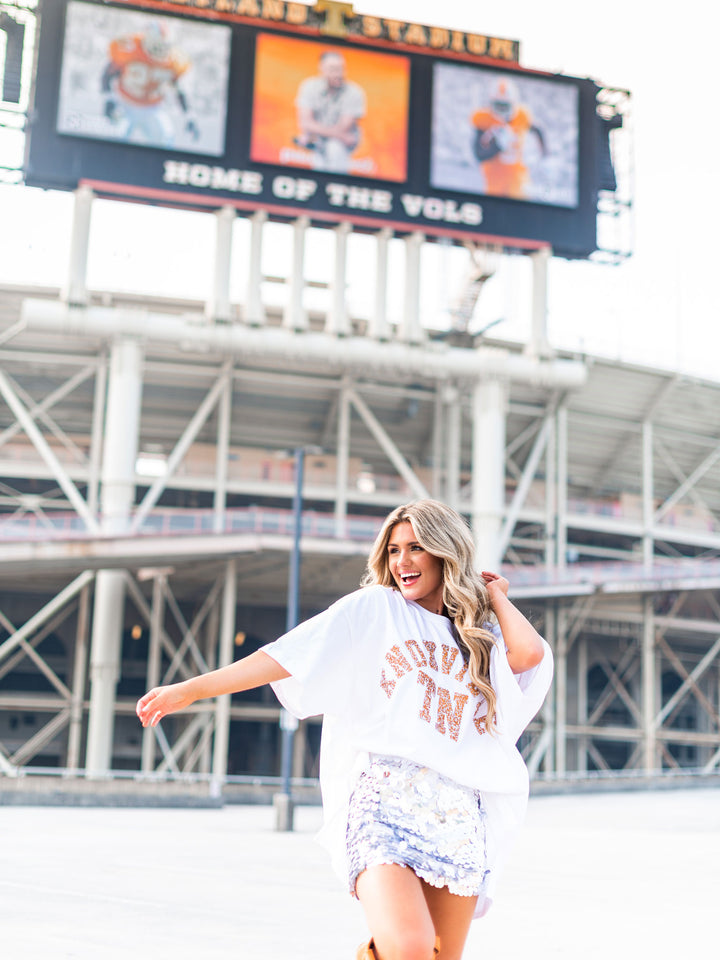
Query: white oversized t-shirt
[[261, 584, 553, 918]]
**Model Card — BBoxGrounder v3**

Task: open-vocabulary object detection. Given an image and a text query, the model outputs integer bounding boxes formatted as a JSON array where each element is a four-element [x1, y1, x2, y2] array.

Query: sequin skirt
[[346, 755, 489, 898]]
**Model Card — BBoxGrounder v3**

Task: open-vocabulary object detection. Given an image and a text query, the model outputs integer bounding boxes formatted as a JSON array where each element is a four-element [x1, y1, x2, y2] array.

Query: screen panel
[[430, 62, 578, 208], [24, 0, 610, 259], [56, 0, 231, 156], [251, 32, 410, 182]]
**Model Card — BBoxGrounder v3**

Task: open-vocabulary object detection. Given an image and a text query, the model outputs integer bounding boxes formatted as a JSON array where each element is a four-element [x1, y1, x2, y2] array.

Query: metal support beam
[[211, 558, 237, 794], [655, 634, 720, 729], [347, 388, 429, 500], [556, 405, 568, 570], [400, 232, 424, 344], [283, 216, 309, 331], [141, 574, 166, 772], [655, 438, 720, 522], [641, 596, 657, 773], [0, 364, 96, 453], [214, 369, 232, 534], [335, 384, 351, 537], [0, 369, 99, 533], [326, 222, 352, 336], [0, 569, 94, 665], [87, 355, 108, 519], [471, 377, 506, 571], [370, 228, 392, 340], [576, 633, 588, 773], [545, 414, 557, 570], [131, 366, 229, 534], [444, 387, 462, 511], [642, 421, 654, 570], [527, 245, 552, 357], [206, 205, 235, 323], [62, 185, 93, 306], [554, 607, 567, 775], [85, 337, 143, 775], [498, 414, 551, 559], [245, 209, 267, 325], [23, 298, 588, 389]]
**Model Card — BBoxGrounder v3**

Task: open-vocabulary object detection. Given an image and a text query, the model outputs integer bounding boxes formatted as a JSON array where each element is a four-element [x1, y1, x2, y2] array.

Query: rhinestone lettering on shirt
[[378, 632, 487, 740]]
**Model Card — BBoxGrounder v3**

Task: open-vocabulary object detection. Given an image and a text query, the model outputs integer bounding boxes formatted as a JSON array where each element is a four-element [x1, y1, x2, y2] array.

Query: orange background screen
[[250, 33, 410, 182]]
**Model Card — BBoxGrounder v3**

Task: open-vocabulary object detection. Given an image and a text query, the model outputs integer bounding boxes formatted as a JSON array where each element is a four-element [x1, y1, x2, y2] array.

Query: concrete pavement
[[1, 787, 718, 959]]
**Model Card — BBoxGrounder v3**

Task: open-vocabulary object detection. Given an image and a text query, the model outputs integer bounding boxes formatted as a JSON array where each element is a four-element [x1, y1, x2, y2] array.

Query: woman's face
[[387, 520, 445, 615]]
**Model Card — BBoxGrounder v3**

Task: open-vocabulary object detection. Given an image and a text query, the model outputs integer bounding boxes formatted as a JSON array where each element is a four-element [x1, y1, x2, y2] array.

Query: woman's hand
[[135, 652, 291, 728], [136, 682, 194, 728], [481, 570, 509, 608], [481, 570, 545, 673]]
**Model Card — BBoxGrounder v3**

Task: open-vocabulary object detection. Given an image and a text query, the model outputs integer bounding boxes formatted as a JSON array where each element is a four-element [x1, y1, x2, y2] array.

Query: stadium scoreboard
[[24, 0, 618, 258]]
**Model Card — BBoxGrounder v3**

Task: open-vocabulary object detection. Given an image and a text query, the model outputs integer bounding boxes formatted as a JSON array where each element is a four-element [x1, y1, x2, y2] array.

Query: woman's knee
[[374, 928, 438, 960]]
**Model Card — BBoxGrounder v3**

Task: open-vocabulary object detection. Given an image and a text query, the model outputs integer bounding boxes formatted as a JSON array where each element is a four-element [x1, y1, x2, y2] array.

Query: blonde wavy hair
[[361, 499, 498, 733]]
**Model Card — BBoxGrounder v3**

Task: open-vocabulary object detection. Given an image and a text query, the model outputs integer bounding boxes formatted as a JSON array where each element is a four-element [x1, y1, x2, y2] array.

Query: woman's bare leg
[[355, 864, 438, 960], [419, 880, 477, 960]]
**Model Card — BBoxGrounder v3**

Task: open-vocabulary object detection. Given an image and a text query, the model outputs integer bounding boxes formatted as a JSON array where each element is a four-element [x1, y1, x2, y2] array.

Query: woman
[[137, 499, 553, 960]]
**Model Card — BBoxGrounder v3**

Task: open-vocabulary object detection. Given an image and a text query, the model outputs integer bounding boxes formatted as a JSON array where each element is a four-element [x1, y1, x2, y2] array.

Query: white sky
[[1, 0, 718, 381]]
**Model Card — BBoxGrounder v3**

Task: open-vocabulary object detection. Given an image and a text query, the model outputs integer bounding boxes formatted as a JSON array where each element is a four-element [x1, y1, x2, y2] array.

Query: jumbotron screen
[[24, 0, 613, 259]]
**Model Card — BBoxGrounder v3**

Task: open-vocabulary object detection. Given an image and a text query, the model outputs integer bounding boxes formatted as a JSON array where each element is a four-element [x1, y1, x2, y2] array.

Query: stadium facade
[[1, 200, 719, 791]]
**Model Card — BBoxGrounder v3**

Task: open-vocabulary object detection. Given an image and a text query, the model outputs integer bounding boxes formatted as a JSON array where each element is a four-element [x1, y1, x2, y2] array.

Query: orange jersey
[[472, 106, 532, 198], [108, 35, 189, 106]]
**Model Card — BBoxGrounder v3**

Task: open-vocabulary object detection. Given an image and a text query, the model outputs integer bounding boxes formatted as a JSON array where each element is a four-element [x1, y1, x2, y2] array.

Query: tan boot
[[355, 941, 378, 960], [356, 938, 440, 959]]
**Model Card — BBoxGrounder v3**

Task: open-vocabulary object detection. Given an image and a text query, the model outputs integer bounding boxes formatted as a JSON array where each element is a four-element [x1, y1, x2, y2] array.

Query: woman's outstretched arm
[[136, 651, 290, 728], [481, 571, 546, 674]]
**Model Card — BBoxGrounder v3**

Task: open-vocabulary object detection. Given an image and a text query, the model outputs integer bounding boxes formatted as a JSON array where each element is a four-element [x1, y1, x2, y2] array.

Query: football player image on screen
[[101, 21, 199, 148], [471, 77, 547, 199], [294, 51, 366, 174]]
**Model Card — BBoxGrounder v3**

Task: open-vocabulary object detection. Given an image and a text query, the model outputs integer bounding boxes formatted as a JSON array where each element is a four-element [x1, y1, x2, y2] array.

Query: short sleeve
[[490, 624, 553, 742], [260, 599, 354, 720]]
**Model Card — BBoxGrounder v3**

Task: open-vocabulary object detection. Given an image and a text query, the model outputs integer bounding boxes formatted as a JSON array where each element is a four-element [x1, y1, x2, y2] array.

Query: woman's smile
[[388, 521, 445, 614]]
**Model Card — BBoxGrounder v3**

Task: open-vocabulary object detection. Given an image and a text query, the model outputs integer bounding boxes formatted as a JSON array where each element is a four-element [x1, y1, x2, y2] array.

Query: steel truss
[[1, 190, 719, 787]]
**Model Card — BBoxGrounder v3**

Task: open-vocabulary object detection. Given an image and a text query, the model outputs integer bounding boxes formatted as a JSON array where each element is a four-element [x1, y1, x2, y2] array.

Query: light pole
[[274, 446, 304, 831]]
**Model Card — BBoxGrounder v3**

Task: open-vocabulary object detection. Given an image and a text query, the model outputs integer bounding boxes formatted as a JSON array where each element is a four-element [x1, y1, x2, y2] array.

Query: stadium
[[1, 0, 719, 808]]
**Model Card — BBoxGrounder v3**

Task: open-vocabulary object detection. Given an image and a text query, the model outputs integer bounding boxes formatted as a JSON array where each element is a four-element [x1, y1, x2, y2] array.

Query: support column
[[86, 355, 107, 519], [66, 583, 92, 771], [85, 338, 143, 776], [641, 596, 657, 774], [431, 387, 444, 499], [544, 413, 557, 570], [400, 231, 424, 344], [369, 228, 392, 340], [556, 405, 568, 571], [555, 605, 568, 776], [471, 377, 506, 570], [245, 210, 267, 325], [213, 370, 232, 534], [335, 384, 351, 538], [326, 221, 352, 336], [199, 599, 221, 775], [206, 205, 235, 324], [577, 634, 588, 773], [542, 603, 556, 773], [62, 185, 93, 306], [642, 421, 654, 571], [211, 558, 237, 795], [527, 245, 552, 357], [141, 575, 166, 772], [283, 216, 310, 331], [445, 386, 462, 511]]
